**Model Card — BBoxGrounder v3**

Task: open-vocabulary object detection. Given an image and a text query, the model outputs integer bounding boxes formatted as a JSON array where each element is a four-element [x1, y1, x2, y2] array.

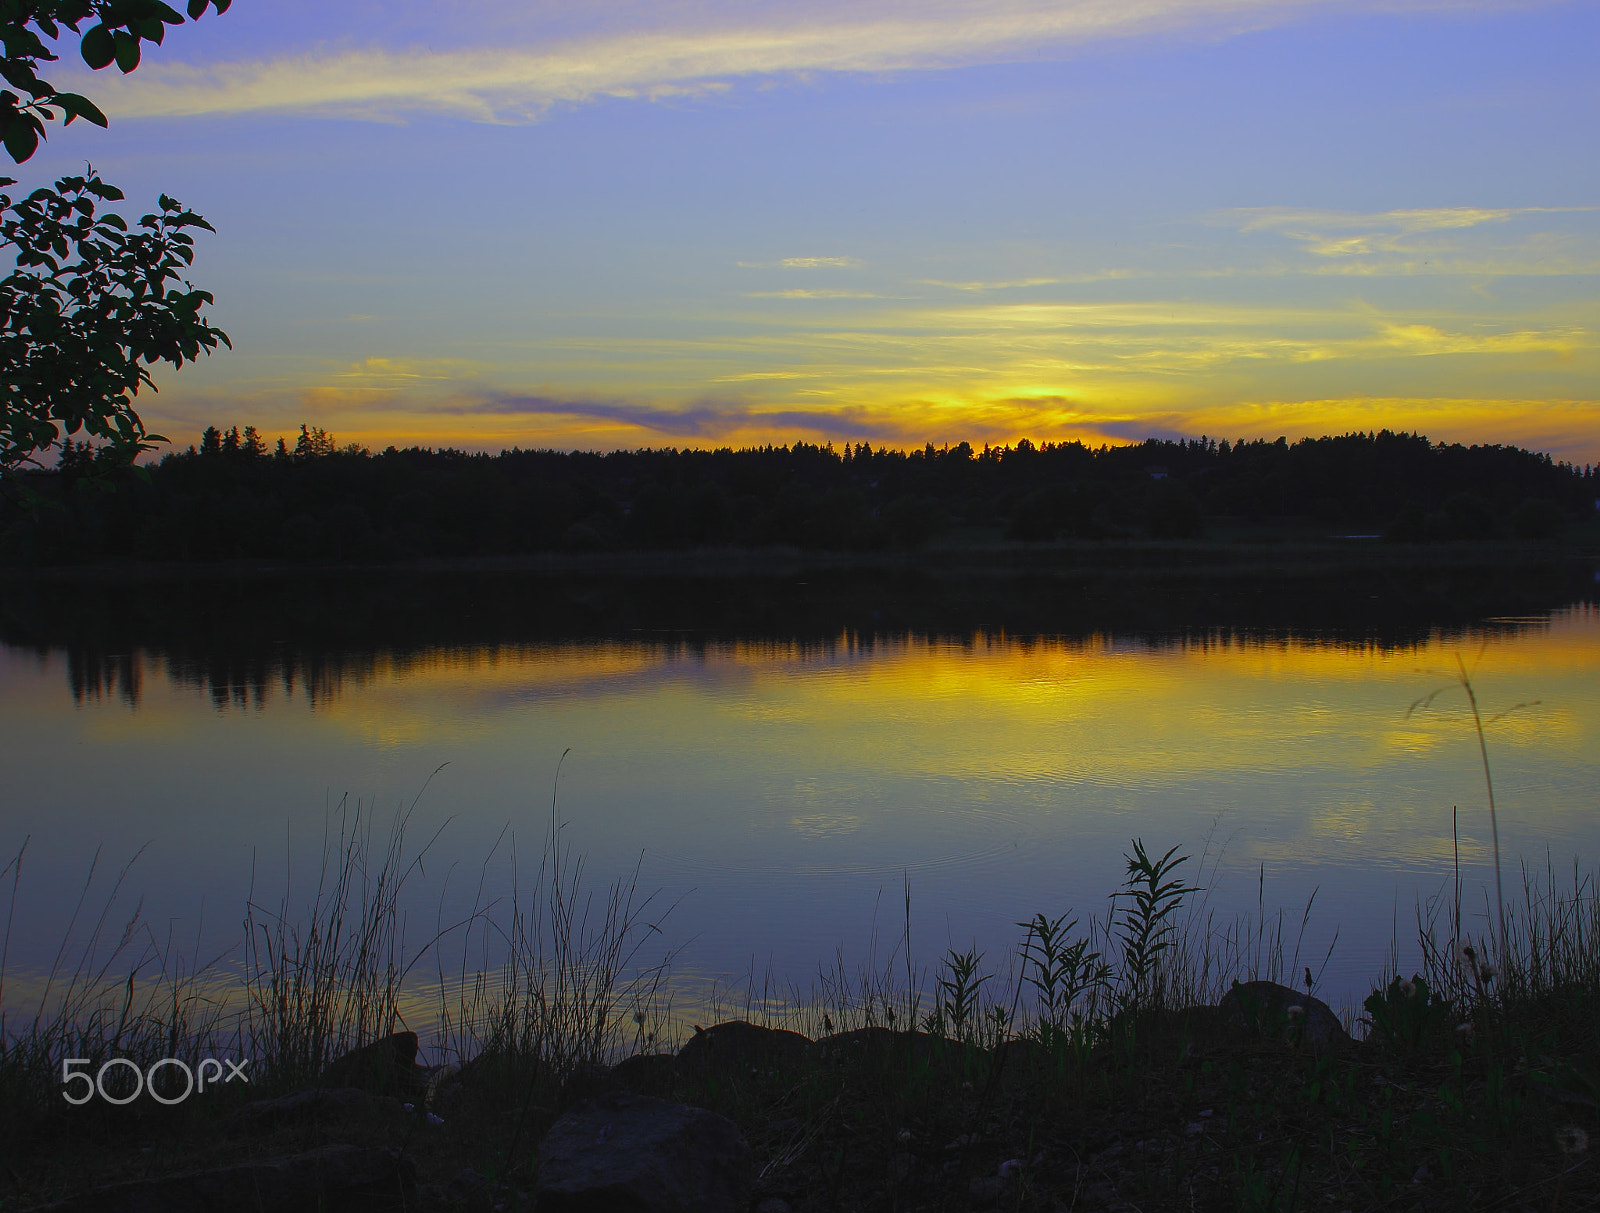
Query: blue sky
[[22, 0, 1600, 459]]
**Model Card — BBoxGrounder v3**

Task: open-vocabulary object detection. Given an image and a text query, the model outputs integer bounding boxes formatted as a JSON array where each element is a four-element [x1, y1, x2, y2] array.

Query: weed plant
[[242, 792, 447, 1091], [434, 771, 676, 1111]]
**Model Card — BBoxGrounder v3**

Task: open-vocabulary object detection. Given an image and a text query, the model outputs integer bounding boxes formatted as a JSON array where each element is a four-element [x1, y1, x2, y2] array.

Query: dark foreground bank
[[4, 978, 1597, 1213], [3, 828, 1596, 1212]]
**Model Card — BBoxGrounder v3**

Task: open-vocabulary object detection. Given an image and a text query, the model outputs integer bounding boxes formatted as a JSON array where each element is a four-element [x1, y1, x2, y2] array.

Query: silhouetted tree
[[294, 425, 336, 459]]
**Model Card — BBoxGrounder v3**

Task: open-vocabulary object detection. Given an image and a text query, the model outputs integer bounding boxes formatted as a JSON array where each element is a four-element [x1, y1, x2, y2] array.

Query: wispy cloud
[[737, 256, 862, 269], [1225, 205, 1595, 257], [746, 289, 880, 298], [73, 1, 1528, 123], [416, 389, 898, 441], [331, 355, 467, 382], [918, 276, 1063, 291], [778, 256, 860, 269], [1373, 321, 1585, 357], [441, 392, 730, 435]]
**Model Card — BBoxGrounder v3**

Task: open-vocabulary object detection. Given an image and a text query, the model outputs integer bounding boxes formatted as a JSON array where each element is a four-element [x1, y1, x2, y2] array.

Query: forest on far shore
[[2, 427, 1595, 566]]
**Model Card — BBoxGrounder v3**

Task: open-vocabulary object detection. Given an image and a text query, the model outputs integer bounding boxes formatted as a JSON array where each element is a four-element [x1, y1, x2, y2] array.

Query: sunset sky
[[24, 0, 1600, 460]]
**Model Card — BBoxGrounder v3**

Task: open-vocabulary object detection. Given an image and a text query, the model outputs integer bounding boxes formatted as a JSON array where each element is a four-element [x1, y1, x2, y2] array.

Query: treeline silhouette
[[3, 426, 1594, 564]]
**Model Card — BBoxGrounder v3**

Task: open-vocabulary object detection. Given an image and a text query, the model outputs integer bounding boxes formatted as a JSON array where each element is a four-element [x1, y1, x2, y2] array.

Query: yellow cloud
[[1227, 206, 1597, 258], [332, 356, 475, 383], [1375, 322, 1584, 357], [736, 256, 864, 270], [777, 256, 861, 269], [919, 277, 1065, 291]]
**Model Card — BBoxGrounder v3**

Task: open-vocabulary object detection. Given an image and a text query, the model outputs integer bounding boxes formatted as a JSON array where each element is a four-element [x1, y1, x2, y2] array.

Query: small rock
[[430, 1050, 536, 1113], [1217, 981, 1350, 1045], [225, 1086, 401, 1132], [559, 1059, 615, 1106], [610, 1052, 679, 1096], [537, 1090, 751, 1213], [807, 1026, 946, 1071], [969, 1175, 1008, 1205], [676, 1021, 811, 1076], [320, 1030, 426, 1097], [423, 1061, 460, 1106], [991, 1036, 1056, 1076]]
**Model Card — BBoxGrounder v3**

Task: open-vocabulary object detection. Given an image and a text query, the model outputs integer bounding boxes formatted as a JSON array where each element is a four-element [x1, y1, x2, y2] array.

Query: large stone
[[676, 1020, 811, 1076], [27, 1144, 415, 1213], [1217, 981, 1349, 1045], [809, 1026, 948, 1070], [537, 1090, 752, 1213], [319, 1030, 425, 1097]]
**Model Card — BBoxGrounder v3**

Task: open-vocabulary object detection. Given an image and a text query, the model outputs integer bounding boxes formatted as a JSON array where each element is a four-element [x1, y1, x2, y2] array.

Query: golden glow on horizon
[[151, 396, 1600, 463], [146, 284, 1600, 459]]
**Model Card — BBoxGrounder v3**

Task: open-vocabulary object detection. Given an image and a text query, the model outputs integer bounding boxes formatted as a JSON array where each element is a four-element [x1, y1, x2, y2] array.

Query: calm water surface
[[2, 568, 1598, 1018]]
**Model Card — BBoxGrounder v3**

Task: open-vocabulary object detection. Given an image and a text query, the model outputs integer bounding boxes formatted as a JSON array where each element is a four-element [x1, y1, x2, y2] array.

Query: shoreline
[[3, 533, 1596, 587]]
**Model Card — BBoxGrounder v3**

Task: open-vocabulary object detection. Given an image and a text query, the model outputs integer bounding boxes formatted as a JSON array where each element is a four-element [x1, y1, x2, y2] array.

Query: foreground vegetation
[[1, 807, 1596, 1212], [5, 427, 1594, 564]]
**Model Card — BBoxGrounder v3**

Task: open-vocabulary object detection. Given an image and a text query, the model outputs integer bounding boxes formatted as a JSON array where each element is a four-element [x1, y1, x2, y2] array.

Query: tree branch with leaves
[[1, 167, 228, 469], [0, 0, 230, 476], [1, 1, 231, 162]]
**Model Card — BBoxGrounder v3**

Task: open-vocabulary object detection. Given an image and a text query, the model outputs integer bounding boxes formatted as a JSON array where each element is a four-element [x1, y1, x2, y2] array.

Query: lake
[[2, 552, 1597, 1026]]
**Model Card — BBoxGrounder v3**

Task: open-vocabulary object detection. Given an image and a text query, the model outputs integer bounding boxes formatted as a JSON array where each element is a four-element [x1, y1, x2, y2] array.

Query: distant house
[[1144, 465, 1169, 480]]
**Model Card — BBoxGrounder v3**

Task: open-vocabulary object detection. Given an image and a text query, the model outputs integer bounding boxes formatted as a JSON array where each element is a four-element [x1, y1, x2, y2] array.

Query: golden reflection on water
[[259, 611, 1599, 790], [41, 609, 1600, 842]]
